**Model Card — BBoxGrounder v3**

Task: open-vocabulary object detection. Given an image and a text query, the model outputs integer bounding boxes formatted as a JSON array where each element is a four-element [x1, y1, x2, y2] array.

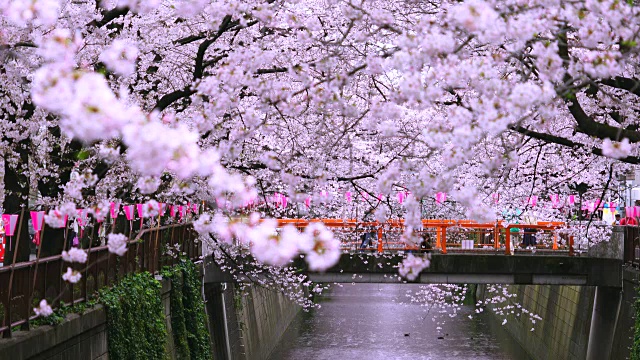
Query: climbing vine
[[632, 286, 640, 360], [99, 272, 167, 360], [162, 260, 212, 360]]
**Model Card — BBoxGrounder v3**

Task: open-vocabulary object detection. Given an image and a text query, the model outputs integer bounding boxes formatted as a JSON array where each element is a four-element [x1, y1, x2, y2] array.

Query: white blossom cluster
[[196, 212, 341, 271]]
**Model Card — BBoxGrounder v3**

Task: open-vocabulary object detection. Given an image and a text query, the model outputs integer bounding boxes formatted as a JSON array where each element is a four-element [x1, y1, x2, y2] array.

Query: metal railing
[[0, 223, 199, 338], [275, 219, 568, 255]]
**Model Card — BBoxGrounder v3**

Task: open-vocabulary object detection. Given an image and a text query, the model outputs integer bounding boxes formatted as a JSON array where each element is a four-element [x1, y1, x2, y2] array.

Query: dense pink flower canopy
[[0, 0, 637, 272]]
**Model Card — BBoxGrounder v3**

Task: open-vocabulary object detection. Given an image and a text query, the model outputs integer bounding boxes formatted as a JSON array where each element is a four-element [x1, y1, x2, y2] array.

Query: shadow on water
[[268, 283, 532, 360]]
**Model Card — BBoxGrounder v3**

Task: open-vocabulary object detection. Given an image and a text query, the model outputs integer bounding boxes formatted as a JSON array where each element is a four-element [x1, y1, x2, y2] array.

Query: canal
[[269, 283, 531, 359]]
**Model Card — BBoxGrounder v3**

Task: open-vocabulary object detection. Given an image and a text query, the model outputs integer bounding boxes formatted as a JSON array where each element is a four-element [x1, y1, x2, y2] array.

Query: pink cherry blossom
[[62, 267, 81, 283], [61, 248, 87, 263], [398, 254, 430, 281], [301, 223, 341, 272], [107, 233, 127, 256], [33, 299, 53, 317]]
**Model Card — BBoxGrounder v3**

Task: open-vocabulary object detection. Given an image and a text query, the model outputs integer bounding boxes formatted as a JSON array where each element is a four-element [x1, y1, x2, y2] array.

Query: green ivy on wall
[[99, 272, 168, 360], [162, 260, 212, 360], [164, 267, 191, 360]]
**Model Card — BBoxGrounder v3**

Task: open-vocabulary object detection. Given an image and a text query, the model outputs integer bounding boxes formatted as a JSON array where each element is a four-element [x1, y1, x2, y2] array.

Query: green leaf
[[76, 149, 90, 160]]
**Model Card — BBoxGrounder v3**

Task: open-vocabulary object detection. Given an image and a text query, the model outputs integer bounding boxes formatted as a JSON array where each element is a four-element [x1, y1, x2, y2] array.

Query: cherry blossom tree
[[1, 0, 638, 318]]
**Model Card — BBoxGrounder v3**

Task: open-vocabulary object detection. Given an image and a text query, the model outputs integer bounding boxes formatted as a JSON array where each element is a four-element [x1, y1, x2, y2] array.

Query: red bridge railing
[[275, 219, 569, 255], [0, 223, 199, 338]]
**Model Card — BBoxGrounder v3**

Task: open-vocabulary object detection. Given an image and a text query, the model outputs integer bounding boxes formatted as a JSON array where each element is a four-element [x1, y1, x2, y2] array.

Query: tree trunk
[[2, 139, 31, 265]]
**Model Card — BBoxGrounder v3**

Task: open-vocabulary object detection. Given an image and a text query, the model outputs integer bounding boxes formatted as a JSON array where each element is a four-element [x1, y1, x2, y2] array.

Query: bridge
[[290, 253, 622, 286], [275, 219, 622, 286], [200, 218, 623, 287], [275, 218, 573, 255]]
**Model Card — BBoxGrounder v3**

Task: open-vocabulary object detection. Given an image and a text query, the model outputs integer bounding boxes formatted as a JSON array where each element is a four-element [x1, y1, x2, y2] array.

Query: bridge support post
[[570, 235, 575, 256], [505, 230, 511, 255], [440, 226, 447, 254], [586, 286, 621, 360], [377, 227, 383, 253]]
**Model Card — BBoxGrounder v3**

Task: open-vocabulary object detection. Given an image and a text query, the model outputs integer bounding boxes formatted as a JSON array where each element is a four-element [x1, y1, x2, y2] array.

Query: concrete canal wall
[[478, 284, 595, 359], [478, 268, 639, 360], [0, 278, 176, 360], [204, 282, 302, 360]]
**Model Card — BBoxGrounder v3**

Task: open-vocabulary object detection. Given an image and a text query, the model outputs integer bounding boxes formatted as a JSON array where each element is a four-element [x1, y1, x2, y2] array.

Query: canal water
[[269, 283, 531, 360]]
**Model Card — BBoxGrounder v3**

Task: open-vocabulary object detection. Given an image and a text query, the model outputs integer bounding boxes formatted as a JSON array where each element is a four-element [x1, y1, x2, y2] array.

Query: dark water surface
[[268, 283, 531, 360]]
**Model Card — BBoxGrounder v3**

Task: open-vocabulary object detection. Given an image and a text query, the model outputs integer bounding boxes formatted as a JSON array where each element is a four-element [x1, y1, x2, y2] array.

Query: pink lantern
[[2, 214, 19, 237], [304, 197, 311, 208], [110, 202, 120, 220], [2, 214, 19, 249], [635, 206, 640, 218], [29, 211, 44, 246], [528, 196, 538, 207], [76, 209, 88, 225], [397, 192, 405, 204], [550, 194, 560, 208], [627, 207, 634, 218], [158, 203, 166, 216], [568, 195, 576, 206], [123, 205, 135, 221], [377, 193, 384, 202], [192, 203, 199, 214], [282, 196, 288, 208], [30, 211, 44, 229], [492, 193, 500, 204], [360, 192, 369, 200], [30, 211, 45, 246], [76, 209, 89, 238], [435, 192, 447, 204], [179, 206, 187, 220], [169, 205, 178, 218], [594, 199, 601, 209], [345, 191, 352, 203]]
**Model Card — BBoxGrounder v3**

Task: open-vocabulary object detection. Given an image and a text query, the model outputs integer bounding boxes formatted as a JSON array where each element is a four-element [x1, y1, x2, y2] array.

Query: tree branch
[[600, 76, 640, 97], [153, 86, 195, 112], [87, 7, 129, 28], [510, 125, 640, 164], [566, 96, 640, 143]]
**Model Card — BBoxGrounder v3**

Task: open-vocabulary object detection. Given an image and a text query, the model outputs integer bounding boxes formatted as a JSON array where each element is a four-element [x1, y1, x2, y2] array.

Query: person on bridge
[[620, 215, 637, 226], [419, 234, 432, 254], [359, 228, 375, 250], [523, 228, 537, 248], [613, 213, 621, 225]]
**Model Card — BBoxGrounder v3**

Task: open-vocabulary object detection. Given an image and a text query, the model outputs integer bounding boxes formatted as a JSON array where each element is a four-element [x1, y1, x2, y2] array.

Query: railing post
[[377, 227, 383, 253], [569, 235, 574, 256], [440, 226, 447, 254], [494, 225, 499, 249], [553, 232, 558, 250], [505, 229, 511, 255]]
